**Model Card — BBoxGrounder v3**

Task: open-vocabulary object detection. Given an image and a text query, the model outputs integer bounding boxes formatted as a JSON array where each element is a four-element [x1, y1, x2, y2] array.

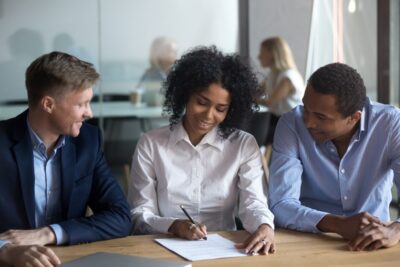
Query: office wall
[[0, 0, 238, 102], [99, 0, 238, 93], [0, 0, 99, 101], [343, 0, 377, 100]]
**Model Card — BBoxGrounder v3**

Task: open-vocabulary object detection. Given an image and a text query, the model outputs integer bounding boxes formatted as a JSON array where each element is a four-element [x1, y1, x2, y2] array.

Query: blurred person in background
[[257, 37, 304, 145], [136, 37, 177, 106]]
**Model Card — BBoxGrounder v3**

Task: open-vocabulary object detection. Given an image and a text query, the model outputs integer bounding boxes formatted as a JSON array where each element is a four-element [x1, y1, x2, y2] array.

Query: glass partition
[[0, 0, 239, 188], [0, 0, 238, 117], [248, 0, 378, 100]]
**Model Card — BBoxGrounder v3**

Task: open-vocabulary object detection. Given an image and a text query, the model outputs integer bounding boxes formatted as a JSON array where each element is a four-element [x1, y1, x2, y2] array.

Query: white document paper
[[154, 233, 247, 261]]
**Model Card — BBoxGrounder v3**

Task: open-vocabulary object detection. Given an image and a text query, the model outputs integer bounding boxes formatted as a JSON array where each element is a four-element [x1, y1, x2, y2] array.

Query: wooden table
[[52, 230, 400, 267]]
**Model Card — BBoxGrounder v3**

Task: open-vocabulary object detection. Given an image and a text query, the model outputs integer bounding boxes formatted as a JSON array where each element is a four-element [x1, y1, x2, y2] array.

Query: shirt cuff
[[245, 216, 275, 233], [0, 240, 10, 249], [308, 211, 330, 233], [259, 217, 275, 231], [49, 224, 69, 245], [150, 217, 179, 233]]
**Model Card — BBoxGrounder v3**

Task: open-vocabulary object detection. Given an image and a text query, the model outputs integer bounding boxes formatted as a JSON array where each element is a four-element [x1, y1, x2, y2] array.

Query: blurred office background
[[0, 0, 238, 101], [0, 0, 399, 216], [1, 0, 399, 104]]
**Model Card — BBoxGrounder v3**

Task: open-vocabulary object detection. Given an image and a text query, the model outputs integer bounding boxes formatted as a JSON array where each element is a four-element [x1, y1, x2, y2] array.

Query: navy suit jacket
[[0, 110, 131, 244]]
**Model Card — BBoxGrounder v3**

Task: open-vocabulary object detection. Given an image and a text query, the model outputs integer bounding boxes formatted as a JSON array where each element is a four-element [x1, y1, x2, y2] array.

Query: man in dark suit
[[0, 52, 131, 266]]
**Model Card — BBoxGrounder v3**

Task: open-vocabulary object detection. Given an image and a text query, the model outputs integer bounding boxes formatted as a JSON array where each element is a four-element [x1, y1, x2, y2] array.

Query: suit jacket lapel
[[60, 137, 76, 218], [12, 111, 36, 228]]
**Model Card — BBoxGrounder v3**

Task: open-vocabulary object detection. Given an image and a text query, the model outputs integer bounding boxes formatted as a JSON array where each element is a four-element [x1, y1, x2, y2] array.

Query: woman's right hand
[[168, 219, 207, 240]]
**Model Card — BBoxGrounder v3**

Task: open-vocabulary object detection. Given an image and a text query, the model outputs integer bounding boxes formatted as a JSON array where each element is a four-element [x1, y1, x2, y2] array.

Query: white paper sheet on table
[[154, 233, 247, 261]]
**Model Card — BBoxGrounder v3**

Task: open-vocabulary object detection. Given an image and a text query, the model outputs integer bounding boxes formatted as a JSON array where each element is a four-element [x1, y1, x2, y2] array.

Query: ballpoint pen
[[179, 205, 207, 240]]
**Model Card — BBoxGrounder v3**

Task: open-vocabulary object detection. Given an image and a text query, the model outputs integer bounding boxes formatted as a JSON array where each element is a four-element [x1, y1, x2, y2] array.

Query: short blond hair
[[261, 37, 297, 72], [26, 51, 99, 107]]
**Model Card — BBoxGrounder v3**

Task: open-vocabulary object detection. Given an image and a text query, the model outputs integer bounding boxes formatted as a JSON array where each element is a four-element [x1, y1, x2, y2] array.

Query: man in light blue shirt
[[269, 63, 400, 251]]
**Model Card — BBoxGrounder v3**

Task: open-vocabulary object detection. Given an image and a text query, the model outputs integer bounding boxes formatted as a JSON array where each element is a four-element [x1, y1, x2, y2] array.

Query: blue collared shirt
[[1, 122, 68, 248], [269, 99, 400, 233], [27, 121, 68, 244]]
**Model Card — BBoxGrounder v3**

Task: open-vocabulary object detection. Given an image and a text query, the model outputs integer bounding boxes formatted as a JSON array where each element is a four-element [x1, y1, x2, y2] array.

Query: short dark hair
[[25, 51, 99, 106], [308, 63, 366, 117], [163, 46, 259, 138]]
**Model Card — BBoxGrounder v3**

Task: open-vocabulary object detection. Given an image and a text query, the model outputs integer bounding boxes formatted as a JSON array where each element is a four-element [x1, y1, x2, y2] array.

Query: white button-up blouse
[[128, 122, 274, 234]]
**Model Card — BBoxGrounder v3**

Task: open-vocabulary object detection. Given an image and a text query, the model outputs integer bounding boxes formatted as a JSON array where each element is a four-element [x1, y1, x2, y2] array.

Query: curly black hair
[[308, 63, 366, 117], [163, 46, 260, 138]]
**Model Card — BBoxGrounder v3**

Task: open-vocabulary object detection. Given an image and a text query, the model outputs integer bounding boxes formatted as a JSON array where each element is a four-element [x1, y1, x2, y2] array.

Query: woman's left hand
[[235, 224, 275, 255]]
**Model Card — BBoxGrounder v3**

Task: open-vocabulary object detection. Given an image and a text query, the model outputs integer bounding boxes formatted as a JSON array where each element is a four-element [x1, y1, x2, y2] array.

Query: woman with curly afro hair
[[128, 46, 275, 255]]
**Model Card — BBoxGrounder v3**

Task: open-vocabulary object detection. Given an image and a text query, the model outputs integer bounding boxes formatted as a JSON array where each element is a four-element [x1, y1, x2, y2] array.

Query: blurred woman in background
[[257, 37, 304, 145]]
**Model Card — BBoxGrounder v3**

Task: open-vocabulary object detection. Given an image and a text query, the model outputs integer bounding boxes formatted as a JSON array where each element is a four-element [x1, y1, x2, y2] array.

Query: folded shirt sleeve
[[49, 224, 69, 245]]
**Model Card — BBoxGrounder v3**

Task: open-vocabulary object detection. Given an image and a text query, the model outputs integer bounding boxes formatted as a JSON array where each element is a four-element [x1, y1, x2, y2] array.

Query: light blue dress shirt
[[269, 99, 400, 233], [1, 122, 68, 248], [28, 123, 68, 245]]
